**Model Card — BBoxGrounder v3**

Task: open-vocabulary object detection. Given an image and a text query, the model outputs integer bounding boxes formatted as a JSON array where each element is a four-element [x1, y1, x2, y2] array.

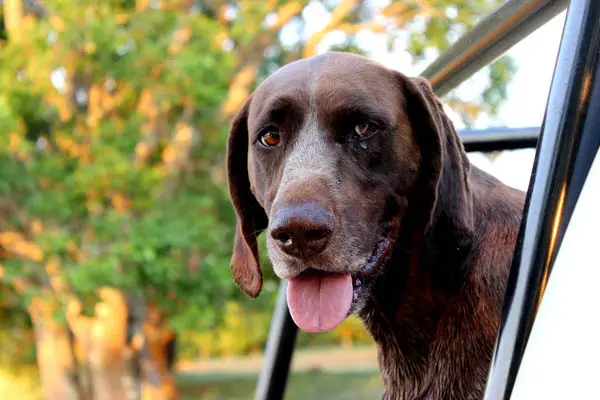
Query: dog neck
[[359, 219, 497, 400]]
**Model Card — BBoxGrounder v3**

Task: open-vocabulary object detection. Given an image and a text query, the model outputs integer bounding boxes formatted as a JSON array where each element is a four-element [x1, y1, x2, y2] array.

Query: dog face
[[226, 52, 473, 332]]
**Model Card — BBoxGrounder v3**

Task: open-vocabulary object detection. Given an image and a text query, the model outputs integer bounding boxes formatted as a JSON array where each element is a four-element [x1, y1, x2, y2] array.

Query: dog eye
[[259, 131, 281, 147], [354, 123, 378, 138]]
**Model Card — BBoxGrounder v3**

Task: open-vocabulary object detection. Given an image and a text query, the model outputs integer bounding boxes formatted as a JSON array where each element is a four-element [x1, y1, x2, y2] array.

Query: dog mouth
[[351, 214, 401, 303], [286, 204, 402, 333]]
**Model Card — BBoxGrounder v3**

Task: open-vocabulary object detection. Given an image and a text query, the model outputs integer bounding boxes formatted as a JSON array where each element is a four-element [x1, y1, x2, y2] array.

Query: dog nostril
[[305, 228, 331, 242], [273, 231, 293, 246]]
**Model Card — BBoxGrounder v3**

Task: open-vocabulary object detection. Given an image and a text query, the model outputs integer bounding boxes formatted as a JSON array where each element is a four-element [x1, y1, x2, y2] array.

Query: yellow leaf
[[13, 278, 29, 294], [231, 65, 257, 87], [380, 3, 409, 17], [0, 231, 44, 262], [222, 87, 250, 116], [135, 143, 150, 162], [168, 26, 192, 55], [136, 0, 151, 11], [115, 13, 130, 25], [9, 132, 21, 152], [173, 122, 193, 145], [303, 0, 359, 57], [4, 0, 24, 41], [111, 193, 131, 213], [30, 220, 43, 234], [66, 240, 77, 253], [50, 16, 66, 32], [162, 146, 177, 165], [214, 31, 229, 48], [83, 42, 97, 54], [269, 2, 303, 30], [330, 0, 359, 24], [45, 257, 60, 275]]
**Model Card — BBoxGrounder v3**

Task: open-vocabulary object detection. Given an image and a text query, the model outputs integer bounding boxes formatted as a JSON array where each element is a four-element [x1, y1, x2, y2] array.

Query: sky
[[464, 11, 567, 191]]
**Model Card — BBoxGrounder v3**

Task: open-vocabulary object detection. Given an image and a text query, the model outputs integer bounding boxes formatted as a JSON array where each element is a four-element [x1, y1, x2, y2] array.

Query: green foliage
[[0, 1, 236, 332], [0, 284, 36, 367], [178, 305, 371, 360], [483, 56, 518, 115], [407, 0, 501, 59]]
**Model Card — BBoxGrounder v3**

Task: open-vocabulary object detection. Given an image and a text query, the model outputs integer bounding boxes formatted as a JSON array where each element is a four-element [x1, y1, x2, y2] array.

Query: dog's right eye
[[354, 122, 379, 139], [259, 131, 281, 147]]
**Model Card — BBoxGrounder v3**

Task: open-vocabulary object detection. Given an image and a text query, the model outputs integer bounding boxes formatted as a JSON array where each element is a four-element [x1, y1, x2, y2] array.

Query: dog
[[226, 52, 525, 399]]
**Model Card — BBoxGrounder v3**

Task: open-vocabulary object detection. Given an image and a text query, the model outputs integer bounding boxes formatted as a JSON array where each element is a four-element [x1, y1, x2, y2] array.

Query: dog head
[[226, 52, 473, 331]]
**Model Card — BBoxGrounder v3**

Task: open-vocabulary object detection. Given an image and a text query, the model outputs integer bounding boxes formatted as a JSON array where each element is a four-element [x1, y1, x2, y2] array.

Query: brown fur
[[226, 52, 525, 399]]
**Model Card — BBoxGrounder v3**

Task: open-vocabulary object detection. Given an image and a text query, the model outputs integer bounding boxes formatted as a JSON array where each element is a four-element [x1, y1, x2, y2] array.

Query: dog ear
[[399, 76, 474, 266], [226, 96, 268, 298]]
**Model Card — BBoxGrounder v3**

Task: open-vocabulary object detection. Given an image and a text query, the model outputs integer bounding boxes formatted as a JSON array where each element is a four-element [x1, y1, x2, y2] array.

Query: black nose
[[269, 202, 334, 258]]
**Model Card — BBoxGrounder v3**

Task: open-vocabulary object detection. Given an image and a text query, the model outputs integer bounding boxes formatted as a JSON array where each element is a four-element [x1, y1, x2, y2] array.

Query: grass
[[178, 369, 384, 400], [177, 345, 383, 399], [0, 366, 42, 400], [1, 346, 383, 399]]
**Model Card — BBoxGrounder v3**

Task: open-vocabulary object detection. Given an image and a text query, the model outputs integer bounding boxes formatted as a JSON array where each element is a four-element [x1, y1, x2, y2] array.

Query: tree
[[0, 1, 514, 399], [1, 1, 237, 398]]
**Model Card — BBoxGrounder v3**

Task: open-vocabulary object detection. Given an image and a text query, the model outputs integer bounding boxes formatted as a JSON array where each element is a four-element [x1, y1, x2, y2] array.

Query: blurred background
[[0, 0, 565, 399]]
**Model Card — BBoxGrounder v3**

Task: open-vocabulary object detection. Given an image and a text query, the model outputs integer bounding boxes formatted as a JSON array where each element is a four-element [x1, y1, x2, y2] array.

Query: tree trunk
[[29, 298, 81, 400], [3, 0, 24, 41], [29, 289, 179, 400]]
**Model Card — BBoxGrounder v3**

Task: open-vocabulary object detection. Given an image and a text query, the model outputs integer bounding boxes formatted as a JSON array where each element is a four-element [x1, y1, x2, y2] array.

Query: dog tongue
[[287, 271, 353, 332]]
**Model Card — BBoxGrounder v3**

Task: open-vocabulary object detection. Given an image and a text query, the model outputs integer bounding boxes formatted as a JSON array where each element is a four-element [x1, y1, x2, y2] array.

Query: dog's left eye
[[354, 123, 378, 138], [259, 131, 281, 147]]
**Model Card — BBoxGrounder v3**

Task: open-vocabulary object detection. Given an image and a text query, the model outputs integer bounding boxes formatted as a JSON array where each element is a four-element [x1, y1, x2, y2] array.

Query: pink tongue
[[287, 272, 353, 332]]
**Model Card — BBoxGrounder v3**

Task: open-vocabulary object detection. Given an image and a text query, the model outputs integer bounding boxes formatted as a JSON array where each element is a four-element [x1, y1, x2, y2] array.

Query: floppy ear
[[399, 76, 474, 268], [226, 96, 268, 298]]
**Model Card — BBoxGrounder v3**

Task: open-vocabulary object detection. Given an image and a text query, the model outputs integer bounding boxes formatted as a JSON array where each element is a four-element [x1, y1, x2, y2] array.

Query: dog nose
[[270, 203, 334, 258]]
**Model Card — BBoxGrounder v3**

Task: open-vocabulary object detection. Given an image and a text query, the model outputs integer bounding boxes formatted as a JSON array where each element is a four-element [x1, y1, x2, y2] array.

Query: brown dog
[[226, 52, 525, 400]]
